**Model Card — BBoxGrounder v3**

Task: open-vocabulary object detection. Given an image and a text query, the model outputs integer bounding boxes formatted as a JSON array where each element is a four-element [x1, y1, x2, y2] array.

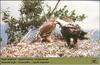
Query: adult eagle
[[36, 18, 57, 42], [57, 21, 88, 49]]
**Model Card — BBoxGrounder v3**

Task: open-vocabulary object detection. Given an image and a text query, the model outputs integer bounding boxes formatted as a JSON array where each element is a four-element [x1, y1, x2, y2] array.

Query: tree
[[2, 10, 21, 44], [2, 0, 87, 44], [19, 0, 43, 27], [2, 0, 44, 44], [54, 5, 87, 22]]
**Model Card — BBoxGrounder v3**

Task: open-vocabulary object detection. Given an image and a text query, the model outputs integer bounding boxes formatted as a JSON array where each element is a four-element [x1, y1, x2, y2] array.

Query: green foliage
[[20, 0, 43, 27], [54, 5, 87, 22], [2, 0, 87, 44], [2, 10, 10, 23], [2, 0, 43, 44], [95, 39, 100, 44], [2, 10, 21, 44]]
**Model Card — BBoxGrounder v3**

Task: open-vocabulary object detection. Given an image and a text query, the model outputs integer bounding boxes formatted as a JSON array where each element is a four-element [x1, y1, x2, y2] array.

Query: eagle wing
[[38, 22, 56, 37]]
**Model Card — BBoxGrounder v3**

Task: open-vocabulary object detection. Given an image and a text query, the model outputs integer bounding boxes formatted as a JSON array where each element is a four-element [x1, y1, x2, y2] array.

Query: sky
[[1, 1, 99, 30], [44, 1, 99, 31], [0, 1, 99, 48]]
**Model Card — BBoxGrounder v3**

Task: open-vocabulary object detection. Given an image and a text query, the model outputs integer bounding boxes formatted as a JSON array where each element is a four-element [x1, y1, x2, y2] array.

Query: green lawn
[[0, 57, 100, 64]]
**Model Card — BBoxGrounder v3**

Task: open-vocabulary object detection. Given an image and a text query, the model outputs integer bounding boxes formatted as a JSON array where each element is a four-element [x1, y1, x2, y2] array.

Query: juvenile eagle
[[36, 18, 57, 42]]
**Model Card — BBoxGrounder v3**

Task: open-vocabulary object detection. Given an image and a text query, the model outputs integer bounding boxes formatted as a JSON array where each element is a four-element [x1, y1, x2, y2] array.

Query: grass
[[0, 57, 100, 64]]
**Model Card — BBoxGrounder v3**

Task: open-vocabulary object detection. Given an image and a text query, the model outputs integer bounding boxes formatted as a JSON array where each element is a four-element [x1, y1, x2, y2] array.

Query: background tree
[[2, 0, 44, 44], [2, 10, 21, 44], [19, 0, 43, 28], [2, 0, 87, 44], [54, 5, 87, 22]]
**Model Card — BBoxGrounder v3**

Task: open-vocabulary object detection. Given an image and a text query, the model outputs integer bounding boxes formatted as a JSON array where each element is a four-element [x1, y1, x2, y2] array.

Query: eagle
[[57, 21, 88, 49], [36, 18, 57, 42]]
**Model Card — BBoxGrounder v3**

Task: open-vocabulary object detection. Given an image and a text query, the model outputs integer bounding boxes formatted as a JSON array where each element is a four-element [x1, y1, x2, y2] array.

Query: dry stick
[[49, 0, 60, 18], [19, 0, 60, 43], [19, 2, 47, 43], [40, 3, 48, 22]]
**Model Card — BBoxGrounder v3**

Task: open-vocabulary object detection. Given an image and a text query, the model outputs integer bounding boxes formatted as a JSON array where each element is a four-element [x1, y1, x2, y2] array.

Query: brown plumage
[[57, 22, 88, 49], [36, 18, 57, 42]]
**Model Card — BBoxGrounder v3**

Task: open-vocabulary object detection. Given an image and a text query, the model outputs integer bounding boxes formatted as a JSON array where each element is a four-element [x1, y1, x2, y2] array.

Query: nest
[[1, 40, 100, 58]]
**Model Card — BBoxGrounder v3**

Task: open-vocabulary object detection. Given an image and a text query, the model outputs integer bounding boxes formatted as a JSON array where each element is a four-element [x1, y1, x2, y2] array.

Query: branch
[[50, 0, 60, 17]]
